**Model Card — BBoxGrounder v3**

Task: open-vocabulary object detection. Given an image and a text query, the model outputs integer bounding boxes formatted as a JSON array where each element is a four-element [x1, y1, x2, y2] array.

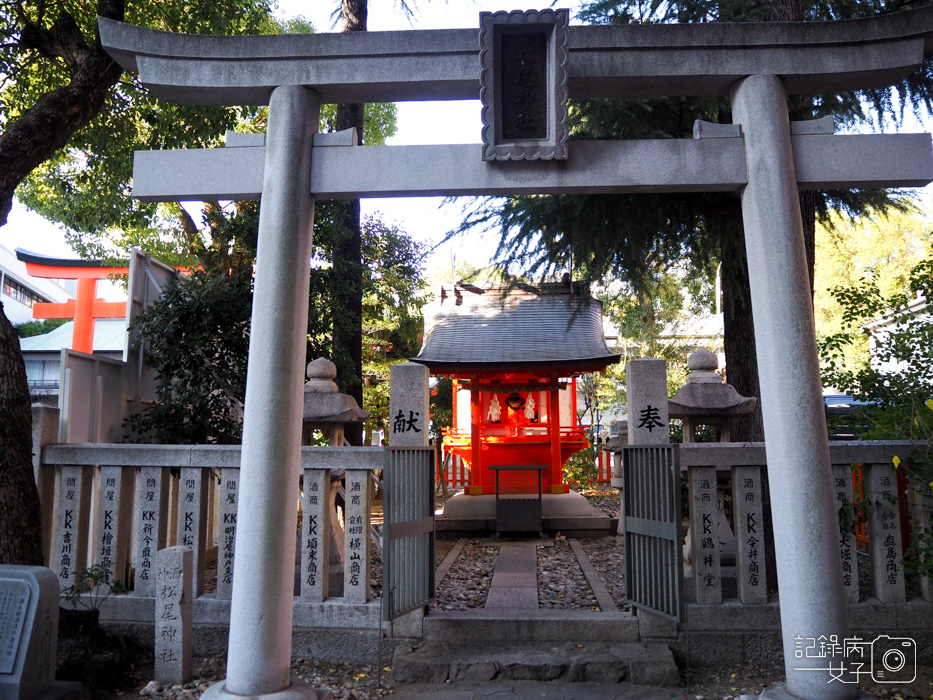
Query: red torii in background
[[16, 249, 127, 354]]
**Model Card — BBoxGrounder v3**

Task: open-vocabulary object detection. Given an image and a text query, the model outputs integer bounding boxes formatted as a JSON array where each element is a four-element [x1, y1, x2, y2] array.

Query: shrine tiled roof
[[413, 283, 620, 373]]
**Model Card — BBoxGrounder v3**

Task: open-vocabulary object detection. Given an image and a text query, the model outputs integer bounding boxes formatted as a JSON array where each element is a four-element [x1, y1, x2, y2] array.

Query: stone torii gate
[[100, 9, 933, 700]]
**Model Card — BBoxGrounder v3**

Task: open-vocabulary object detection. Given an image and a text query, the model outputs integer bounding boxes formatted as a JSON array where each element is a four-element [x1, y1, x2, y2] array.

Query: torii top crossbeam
[[100, 10, 933, 203], [101, 9, 933, 105]]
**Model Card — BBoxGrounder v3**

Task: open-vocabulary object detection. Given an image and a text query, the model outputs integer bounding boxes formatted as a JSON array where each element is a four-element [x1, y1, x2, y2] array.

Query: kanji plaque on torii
[[99, 8, 933, 700]]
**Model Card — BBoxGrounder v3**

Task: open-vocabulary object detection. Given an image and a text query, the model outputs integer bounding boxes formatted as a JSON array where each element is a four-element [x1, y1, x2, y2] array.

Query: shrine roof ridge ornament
[[99, 6, 933, 106]]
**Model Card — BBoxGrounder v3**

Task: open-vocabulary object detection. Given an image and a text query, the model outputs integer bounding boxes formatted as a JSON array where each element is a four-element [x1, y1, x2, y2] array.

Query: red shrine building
[[412, 282, 619, 496]]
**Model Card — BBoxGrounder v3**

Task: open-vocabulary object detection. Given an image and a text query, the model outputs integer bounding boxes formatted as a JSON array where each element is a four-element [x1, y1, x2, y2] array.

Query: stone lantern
[[668, 348, 756, 443], [302, 358, 370, 446]]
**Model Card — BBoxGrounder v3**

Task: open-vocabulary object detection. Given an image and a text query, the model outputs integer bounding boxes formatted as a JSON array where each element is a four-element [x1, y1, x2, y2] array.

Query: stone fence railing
[[673, 441, 933, 607], [39, 441, 384, 631]]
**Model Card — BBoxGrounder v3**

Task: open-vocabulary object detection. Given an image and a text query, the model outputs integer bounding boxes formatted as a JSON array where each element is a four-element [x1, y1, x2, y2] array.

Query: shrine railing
[[676, 441, 932, 607], [438, 450, 470, 490], [38, 441, 385, 630], [444, 425, 587, 442]]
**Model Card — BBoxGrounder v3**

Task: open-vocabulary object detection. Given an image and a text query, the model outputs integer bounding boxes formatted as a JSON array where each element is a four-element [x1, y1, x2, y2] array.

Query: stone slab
[[423, 611, 639, 644], [300, 469, 330, 602], [434, 539, 466, 585], [831, 465, 860, 604], [491, 572, 536, 589], [0, 566, 59, 700], [154, 546, 192, 685], [390, 683, 688, 700], [490, 556, 537, 575], [392, 642, 678, 687], [41, 443, 384, 471], [132, 133, 933, 202], [342, 470, 371, 603], [866, 463, 907, 603], [388, 363, 430, 447], [133, 467, 169, 597], [483, 588, 539, 609], [441, 492, 605, 518], [626, 359, 670, 445], [216, 469, 239, 600], [731, 466, 767, 604], [568, 539, 619, 613], [51, 466, 91, 587]]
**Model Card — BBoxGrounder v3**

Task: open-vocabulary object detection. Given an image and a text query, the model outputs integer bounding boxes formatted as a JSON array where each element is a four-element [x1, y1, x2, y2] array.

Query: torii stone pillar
[[731, 75, 866, 700], [204, 85, 329, 700]]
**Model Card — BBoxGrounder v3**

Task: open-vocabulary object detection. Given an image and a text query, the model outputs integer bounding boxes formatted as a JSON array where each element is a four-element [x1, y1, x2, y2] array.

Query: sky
[[3, 0, 932, 296]]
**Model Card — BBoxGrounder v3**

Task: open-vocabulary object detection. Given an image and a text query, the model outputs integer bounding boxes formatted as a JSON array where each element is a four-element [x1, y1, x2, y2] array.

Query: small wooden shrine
[[412, 281, 619, 496]]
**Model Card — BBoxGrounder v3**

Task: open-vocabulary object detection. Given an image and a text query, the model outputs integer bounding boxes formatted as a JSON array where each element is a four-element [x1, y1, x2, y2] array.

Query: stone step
[[392, 641, 680, 687], [423, 610, 639, 644], [388, 680, 689, 700]]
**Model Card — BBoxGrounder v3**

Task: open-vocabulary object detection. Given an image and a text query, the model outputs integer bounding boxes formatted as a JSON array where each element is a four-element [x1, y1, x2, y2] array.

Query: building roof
[[19, 319, 126, 353], [413, 283, 620, 374]]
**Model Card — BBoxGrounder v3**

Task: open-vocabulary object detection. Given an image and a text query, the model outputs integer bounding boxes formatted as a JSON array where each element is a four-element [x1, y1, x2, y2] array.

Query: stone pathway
[[434, 537, 621, 613], [484, 541, 542, 609]]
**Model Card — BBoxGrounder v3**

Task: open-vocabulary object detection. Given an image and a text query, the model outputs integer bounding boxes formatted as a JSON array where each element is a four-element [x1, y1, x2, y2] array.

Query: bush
[[563, 445, 599, 491]]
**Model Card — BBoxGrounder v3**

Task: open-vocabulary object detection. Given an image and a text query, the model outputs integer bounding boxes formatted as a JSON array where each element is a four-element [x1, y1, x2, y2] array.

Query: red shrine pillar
[[72, 278, 99, 354], [548, 387, 561, 493], [470, 375, 482, 494]]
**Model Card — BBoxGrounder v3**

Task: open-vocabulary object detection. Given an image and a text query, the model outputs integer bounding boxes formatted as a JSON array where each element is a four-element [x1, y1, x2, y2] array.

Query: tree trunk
[[332, 0, 368, 446], [0, 2, 124, 566], [0, 304, 43, 565], [719, 216, 764, 442]]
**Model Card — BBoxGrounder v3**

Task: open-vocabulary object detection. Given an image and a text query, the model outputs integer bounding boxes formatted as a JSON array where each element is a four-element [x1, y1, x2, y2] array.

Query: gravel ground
[[580, 535, 629, 610], [431, 539, 498, 611], [583, 488, 621, 519], [538, 537, 598, 610]]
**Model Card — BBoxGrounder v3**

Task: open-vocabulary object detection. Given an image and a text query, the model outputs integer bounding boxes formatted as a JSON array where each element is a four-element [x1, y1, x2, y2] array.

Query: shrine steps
[[390, 638, 680, 688], [423, 609, 639, 644]]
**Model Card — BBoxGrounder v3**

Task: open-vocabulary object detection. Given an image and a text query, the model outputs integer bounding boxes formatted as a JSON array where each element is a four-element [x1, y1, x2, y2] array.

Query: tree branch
[[0, 0, 125, 227]]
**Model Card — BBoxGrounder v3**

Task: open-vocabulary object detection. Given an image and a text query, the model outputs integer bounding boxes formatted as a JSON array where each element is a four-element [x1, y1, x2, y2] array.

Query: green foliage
[[14, 318, 68, 338], [2, 1, 395, 262], [309, 210, 429, 438], [563, 445, 600, 491], [450, 0, 926, 414], [124, 208, 427, 445], [430, 376, 453, 445], [125, 266, 254, 444], [3, 1, 279, 252], [820, 251, 933, 434], [60, 564, 126, 611]]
